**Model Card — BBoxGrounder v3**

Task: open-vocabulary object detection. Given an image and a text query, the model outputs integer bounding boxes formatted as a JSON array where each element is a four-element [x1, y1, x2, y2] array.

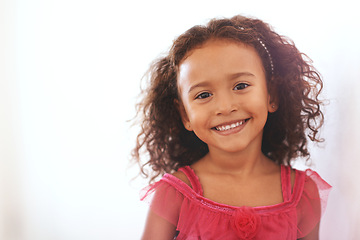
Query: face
[[177, 40, 277, 155]]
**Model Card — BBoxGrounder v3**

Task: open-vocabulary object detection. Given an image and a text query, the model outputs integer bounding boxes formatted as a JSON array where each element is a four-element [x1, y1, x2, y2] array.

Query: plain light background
[[1, 0, 359, 239]]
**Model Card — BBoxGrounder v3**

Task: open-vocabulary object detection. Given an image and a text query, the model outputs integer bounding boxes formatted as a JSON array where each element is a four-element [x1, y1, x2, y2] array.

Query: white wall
[[1, 0, 359, 239]]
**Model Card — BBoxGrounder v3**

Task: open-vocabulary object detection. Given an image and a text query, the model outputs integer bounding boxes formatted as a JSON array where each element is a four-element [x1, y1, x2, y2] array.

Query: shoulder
[[302, 169, 332, 199], [295, 169, 331, 238], [140, 170, 190, 202], [293, 168, 331, 195], [293, 168, 331, 220], [172, 168, 192, 188]]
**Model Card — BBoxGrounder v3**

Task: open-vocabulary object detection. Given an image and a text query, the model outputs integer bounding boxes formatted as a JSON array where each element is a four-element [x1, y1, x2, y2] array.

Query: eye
[[195, 92, 212, 99], [234, 83, 249, 90]]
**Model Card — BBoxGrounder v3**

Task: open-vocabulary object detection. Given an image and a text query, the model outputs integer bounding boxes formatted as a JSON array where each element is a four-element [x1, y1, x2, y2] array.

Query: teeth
[[215, 120, 245, 131]]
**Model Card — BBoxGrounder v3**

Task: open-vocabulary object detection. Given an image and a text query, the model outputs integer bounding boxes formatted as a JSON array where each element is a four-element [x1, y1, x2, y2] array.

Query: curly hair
[[132, 15, 324, 183]]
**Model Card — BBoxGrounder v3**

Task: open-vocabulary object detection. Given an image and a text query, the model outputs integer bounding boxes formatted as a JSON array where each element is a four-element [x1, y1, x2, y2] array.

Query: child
[[133, 15, 331, 240]]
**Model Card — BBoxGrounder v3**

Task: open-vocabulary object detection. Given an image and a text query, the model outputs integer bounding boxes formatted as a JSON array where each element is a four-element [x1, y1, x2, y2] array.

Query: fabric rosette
[[231, 207, 261, 239]]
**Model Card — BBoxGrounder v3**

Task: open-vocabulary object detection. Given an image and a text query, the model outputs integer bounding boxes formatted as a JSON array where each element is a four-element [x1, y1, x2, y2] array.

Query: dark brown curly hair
[[132, 15, 324, 183]]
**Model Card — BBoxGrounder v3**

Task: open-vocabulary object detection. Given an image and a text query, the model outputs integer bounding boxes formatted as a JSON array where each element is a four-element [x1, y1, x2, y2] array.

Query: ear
[[267, 93, 279, 113], [174, 99, 193, 131]]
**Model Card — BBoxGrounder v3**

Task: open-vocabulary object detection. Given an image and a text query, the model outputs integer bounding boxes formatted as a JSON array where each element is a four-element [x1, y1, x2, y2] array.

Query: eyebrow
[[187, 72, 255, 94], [188, 82, 211, 94], [229, 72, 255, 80]]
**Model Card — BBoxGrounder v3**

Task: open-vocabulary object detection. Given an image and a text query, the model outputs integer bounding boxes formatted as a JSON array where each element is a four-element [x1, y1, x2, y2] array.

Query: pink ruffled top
[[141, 165, 331, 240]]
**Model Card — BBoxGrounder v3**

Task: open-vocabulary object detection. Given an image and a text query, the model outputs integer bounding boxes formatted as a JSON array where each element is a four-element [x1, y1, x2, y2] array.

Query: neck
[[196, 144, 271, 176]]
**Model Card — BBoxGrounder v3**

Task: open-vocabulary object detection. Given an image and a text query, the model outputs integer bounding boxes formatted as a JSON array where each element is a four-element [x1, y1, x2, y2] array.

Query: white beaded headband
[[238, 27, 274, 75]]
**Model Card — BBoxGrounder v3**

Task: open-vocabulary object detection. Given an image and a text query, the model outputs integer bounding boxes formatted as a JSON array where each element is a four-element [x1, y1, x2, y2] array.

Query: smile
[[214, 119, 249, 132]]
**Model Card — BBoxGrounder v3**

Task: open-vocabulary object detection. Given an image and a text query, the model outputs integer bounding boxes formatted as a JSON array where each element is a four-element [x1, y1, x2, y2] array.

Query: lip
[[212, 118, 250, 135]]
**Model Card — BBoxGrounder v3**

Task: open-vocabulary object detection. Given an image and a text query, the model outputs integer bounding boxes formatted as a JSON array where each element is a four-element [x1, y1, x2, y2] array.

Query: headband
[[238, 27, 274, 75]]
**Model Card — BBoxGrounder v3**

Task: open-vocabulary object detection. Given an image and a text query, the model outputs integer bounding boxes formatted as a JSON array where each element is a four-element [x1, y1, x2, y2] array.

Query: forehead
[[177, 40, 265, 91]]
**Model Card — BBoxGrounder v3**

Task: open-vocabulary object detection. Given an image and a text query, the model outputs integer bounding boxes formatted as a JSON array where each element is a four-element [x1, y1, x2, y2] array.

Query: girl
[[133, 15, 331, 240]]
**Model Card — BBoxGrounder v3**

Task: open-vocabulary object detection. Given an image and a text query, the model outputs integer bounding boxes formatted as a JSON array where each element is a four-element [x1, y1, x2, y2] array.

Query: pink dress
[[141, 165, 331, 240]]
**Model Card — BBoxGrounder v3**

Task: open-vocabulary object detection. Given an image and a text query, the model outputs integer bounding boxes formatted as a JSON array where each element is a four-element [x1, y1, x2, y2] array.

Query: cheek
[[186, 106, 201, 121], [244, 96, 270, 119], [186, 104, 209, 125]]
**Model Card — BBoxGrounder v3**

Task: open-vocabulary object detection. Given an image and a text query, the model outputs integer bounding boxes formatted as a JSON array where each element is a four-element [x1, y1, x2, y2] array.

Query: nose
[[214, 94, 238, 115]]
